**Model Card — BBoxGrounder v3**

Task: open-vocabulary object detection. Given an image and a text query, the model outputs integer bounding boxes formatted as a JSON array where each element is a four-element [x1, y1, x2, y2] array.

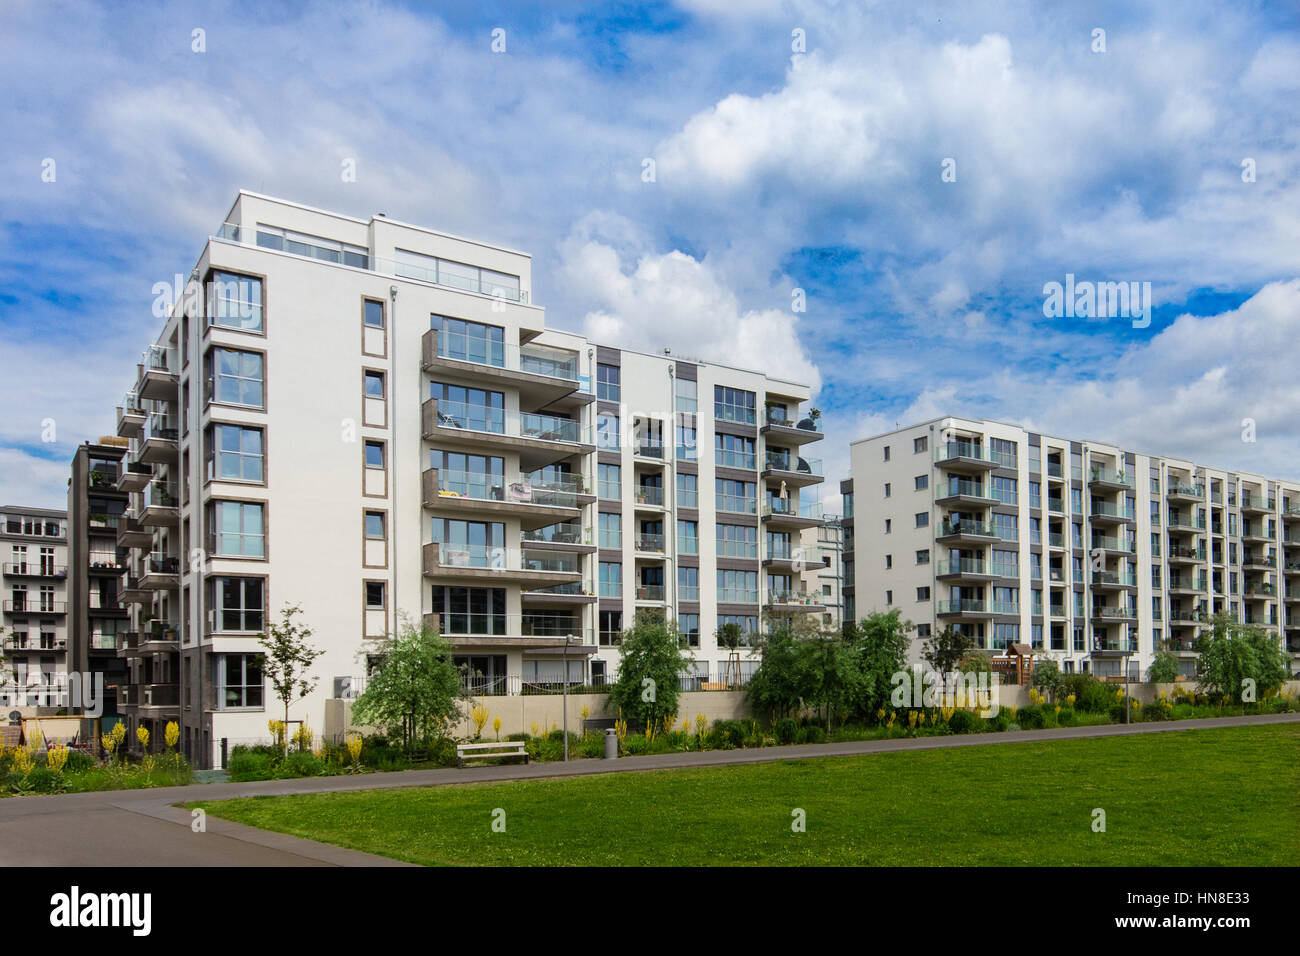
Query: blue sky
[[3, 0, 1299, 509]]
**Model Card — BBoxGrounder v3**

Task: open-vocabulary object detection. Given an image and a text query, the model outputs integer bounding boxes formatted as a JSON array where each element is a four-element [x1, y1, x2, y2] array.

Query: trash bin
[[604, 727, 619, 759]]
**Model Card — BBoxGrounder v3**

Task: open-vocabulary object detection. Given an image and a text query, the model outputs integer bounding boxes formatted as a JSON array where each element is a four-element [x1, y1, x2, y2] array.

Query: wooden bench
[[457, 741, 528, 768]]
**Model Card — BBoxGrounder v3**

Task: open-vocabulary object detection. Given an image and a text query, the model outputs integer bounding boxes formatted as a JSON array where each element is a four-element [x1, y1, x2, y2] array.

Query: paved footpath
[[2, 712, 1295, 866]]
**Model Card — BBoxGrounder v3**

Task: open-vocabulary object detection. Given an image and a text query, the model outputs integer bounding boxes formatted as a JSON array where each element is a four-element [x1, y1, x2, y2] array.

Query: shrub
[[1056, 706, 1078, 726], [798, 725, 827, 744], [579, 735, 603, 758], [1016, 705, 1045, 729], [773, 717, 799, 745], [984, 711, 1010, 732], [947, 710, 977, 734], [711, 719, 748, 749], [228, 750, 276, 781]]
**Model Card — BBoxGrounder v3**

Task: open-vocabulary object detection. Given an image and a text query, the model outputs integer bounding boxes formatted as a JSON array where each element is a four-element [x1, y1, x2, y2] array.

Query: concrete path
[[2, 712, 1294, 866]]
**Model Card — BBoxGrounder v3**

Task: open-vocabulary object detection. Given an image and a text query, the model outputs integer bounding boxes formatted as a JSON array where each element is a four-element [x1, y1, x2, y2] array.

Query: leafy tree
[[1145, 650, 1181, 684], [803, 630, 863, 727], [746, 626, 808, 720], [607, 612, 694, 728], [847, 610, 913, 718], [921, 625, 975, 679], [255, 604, 323, 752], [1195, 614, 1291, 703], [351, 617, 466, 749], [1031, 657, 1063, 699]]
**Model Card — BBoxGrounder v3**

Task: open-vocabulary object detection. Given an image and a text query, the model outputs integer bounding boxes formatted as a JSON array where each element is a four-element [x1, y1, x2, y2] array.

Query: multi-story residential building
[[66, 440, 131, 727], [108, 191, 824, 767], [799, 517, 845, 632], [846, 416, 1300, 679], [1, 504, 70, 710]]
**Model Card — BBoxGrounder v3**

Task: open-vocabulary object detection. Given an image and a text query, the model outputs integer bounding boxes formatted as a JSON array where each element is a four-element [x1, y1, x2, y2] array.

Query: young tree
[[921, 625, 975, 679], [256, 604, 323, 753], [746, 625, 807, 720], [1031, 656, 1063, 700], [1145, 650, 1181, 684], [607, 612, 693, 729], [848, 610, 914, 718], [1195, 613, 1291, 703], [351, 617, 466, 750]]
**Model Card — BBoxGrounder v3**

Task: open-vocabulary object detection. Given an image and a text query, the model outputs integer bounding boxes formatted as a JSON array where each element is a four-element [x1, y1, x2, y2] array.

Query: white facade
[[845, 416, 1300, 679], [111, 191, 823, 767], [1, 505, 70, 711]]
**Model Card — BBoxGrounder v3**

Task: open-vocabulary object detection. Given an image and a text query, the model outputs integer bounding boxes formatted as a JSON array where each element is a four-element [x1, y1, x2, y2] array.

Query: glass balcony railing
[[1168, 482, 1205, 498], [939, 517, 996, 537], [429, 401, 590, 445], [935, 558, 987, 576], [937, 599, 987, 615], [144, 344, 176, 374], [635, 486, 665, 507], [433, 330, 580, 382], [142, 414, 178, 443], [521, 523, 589, 546], [940, 478, 993, 499], [1089, 466, 1134, 487], [1090, 501, 1135, 520], [635, 584, 667, 601], [432, 469, 585, 508], [935, 442, 999, 466], [143, 480, 179, 510], [634, 533, 666, 553], [764, 453, 822, 476], [430, 544, 579, 574]]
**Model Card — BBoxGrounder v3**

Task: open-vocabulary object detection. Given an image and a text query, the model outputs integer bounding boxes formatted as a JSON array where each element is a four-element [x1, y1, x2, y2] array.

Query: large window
[[677, 472, 698, 508], [210, 577, 264, 632], [716, 478, 756, 514], [597, 363, 621, 401], [597, 463, 621, 499], [217, 653, 263, 709], [714, 385, 756, 424], [715, 433, 755, 470], [209, 501, 265, 558], [599, 561, 622, 598], [393, 248, 521, 301], [434, 316, 505, 366], [430, 450, 504, 497], [256, 224, 368, 268], [208, 271, 263, 332], [208, 348, 264, 407], [674, 377, 697, 414], [717, 523, 757, 558], [596, 412, 620, 450], [431, 586, 506, 635], [678, 613, 700, 647], [677, 519, 698, 554], [207, 424, 264, 482], [431, 519, 505, 566], [717, 569, 758, 603], [598, 512, 622, 549]]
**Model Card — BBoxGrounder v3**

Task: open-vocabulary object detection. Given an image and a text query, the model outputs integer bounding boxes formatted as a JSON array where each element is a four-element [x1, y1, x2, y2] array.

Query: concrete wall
[[325, 689, 752, 741]]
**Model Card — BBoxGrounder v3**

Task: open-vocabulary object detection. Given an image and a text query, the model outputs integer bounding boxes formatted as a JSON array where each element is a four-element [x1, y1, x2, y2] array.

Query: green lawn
[[191, 724, 1299, 866]]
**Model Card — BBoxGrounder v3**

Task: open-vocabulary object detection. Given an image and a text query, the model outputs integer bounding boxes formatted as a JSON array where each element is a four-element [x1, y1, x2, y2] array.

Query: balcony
[[1166, 482, 1205, 503], [117, 460, 152, 492], [421, 468, 586, 531], [2, 600, 66, 615], [1167, 546, 1206, 565], [936, 599, 993, 618], [3, 562, 67, 580], [1282, 504, 1300, 522], [1242, 551, 1277, 571], [1091, 637, 1138, 655], [761, 408, 823, 445], [1241, 526, 1274, 544], [116, 392, 146, 438], [935, 558, 995, 581], [1088, 466, 1134, 491], [1285, 588, 1300, 603], [934, 441, 999, 473], [2, 636, 67, 653], [635, 584, 668, 602], [521, 523, 593, 550], [437, 620, 596, 650], [139, 683, 180, 711], [116, 514, 152, 549], [120, 576, 150, 604], [521, 580, 597, 608], [764, 590, 825, 614], [1243, 583, 1277, 600], [422, 542, 583, 588], [1166, 577, 1205, 596], [140, 480, 180, 526], [1088, 501, 1136, 524], [1165, 514, 1206, 533], [936, 517, 999, 543], [935, 478, 998, 508], [1286, 561, 1300, 577], [420, 328, 590, 411], [421, 398, 593, 470], [1169, 607, 1209, 626], [1091, 570, 1138, 589], [1088, 535, 1135, 555], [1240, 495, 1275, 515], [634, 485, 666, 510], [760, 500, 824, 530], [1091, 604, 1137, 621], [88, 552, 123, 575], [633, 533, 667, 556], [140, 552, 181, 589], [761, 454, 823, 489], [136, 345, 178, 402], [138, 413, 179, 464]]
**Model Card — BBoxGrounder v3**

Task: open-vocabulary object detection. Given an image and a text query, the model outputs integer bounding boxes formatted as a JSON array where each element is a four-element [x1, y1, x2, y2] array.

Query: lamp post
[[562, 634, 574, 761]]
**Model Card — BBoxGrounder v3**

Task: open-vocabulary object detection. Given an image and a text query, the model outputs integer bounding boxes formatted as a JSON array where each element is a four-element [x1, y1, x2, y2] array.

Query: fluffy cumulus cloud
[[559, 216, 821, 390]]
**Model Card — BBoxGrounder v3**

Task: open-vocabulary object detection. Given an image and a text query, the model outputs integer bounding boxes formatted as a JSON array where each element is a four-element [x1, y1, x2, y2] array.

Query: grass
[[190, 723, 1299, 866]]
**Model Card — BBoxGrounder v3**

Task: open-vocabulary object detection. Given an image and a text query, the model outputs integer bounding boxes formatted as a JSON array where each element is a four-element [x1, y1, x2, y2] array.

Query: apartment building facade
[[66, 440, 131, 727], [108, 191, 824, 767], [845, 416, 1300, 679], [1, 504, 70, 710]]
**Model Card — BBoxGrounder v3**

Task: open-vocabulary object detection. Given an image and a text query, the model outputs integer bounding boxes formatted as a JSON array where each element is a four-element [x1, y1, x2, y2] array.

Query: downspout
[[390, 285, 399, 640]]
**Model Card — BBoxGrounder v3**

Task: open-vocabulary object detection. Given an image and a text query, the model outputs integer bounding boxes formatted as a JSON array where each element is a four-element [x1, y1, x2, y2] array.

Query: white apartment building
[[110, 191, 824, 767], [844, 416, 1300, 679], [1, 505, 70, 711]]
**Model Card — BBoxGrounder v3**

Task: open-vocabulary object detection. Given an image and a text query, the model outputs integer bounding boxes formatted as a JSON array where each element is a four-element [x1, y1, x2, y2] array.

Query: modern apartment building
[[1, 504, 70, 710], [845, 416, 1300, 679], [799, 517, 845, 632], [66, 440, 131, 726], [108, 191, 824, 767]]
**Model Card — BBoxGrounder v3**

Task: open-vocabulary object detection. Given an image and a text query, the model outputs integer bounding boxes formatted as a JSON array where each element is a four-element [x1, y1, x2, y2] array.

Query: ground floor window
[[216, 653, 263, 710]]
